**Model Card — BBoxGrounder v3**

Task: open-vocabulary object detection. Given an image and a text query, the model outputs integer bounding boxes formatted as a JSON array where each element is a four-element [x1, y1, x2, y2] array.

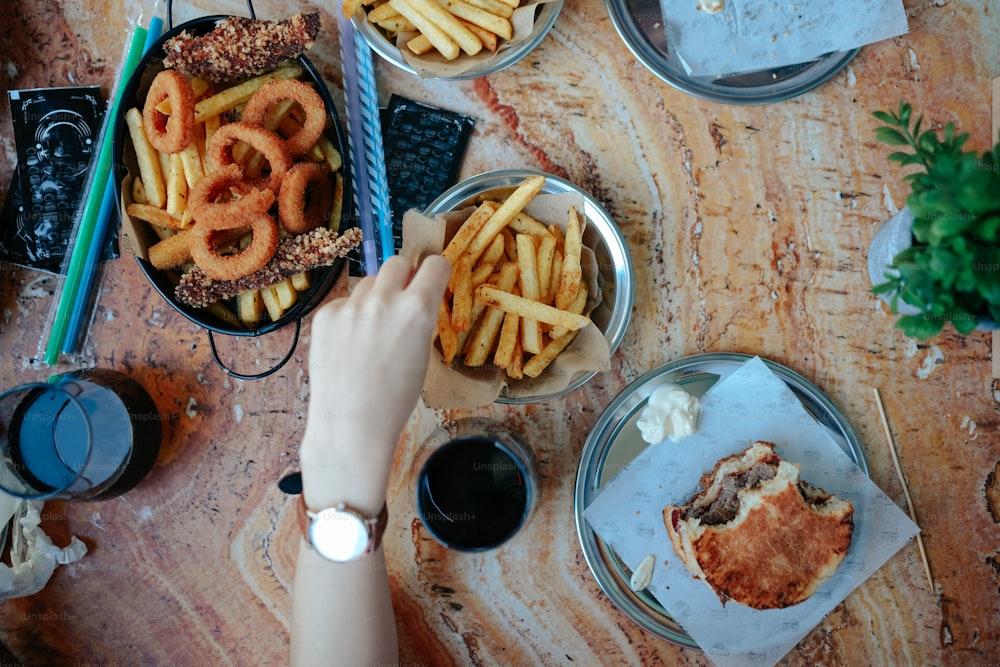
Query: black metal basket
[[112, 6, 354, 379]]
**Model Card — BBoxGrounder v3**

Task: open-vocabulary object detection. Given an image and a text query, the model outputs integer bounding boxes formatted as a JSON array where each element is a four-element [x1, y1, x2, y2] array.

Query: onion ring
[[189, 164, 276, 231], [188, 213, 280, 281], [242, 79, 326, 157], [142, 70, 195, 154], [278, 162, 333, 234], [207, 122, 293, 194]]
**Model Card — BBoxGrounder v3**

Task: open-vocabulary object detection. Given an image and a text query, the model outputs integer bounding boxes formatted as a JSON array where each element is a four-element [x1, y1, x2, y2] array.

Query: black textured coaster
[[381, 95, 474, 252]]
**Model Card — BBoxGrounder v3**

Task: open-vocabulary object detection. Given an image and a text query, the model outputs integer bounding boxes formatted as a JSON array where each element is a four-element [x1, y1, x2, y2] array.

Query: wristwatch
[[297, 495, 388, 562]]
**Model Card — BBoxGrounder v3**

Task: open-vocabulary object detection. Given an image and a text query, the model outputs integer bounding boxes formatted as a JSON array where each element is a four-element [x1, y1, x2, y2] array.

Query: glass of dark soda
[[0, 369, 162, 501], [415, 417, 538, 551]]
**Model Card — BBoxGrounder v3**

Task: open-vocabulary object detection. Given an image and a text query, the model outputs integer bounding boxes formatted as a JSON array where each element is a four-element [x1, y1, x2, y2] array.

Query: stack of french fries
[[436, 175, 594, 380], [346, 0, 519, 61], [123, 62, 345, 327]]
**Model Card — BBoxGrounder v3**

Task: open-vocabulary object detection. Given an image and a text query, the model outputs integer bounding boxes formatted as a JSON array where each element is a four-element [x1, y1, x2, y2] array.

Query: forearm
[[290, 542, 398, 667]]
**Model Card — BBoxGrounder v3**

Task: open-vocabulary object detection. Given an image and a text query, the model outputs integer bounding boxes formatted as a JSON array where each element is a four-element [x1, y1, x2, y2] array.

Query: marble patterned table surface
[[0, 0, 998, 664]]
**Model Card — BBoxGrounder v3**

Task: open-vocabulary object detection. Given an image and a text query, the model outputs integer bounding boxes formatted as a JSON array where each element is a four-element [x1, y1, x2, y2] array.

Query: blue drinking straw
[[338, 13, 390, 274]]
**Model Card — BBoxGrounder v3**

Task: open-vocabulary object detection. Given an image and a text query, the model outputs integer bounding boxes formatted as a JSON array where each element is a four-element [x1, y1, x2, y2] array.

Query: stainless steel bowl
[[352, 0, 563, 79], [424, 169, 634, 403]]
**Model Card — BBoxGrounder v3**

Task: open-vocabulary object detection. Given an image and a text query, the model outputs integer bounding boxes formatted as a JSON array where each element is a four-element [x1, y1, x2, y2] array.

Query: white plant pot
[[867, 206, 921, 315]]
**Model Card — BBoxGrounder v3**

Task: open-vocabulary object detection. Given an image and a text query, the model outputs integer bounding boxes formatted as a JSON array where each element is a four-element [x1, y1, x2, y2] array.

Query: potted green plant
[[868, 101, 1000, 339]]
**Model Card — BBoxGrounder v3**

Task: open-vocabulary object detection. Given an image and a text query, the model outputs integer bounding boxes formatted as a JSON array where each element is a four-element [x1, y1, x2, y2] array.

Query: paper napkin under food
[[584, 356, 919, 667], [662, 0, 909, 77]]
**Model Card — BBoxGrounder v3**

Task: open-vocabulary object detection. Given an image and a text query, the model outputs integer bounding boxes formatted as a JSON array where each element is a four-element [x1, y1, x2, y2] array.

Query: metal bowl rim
[[424, 168, 634, 403]]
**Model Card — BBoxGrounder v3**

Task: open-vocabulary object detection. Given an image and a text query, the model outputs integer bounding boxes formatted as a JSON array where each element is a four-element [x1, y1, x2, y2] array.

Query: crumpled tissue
[[0, 491, 87, 600]]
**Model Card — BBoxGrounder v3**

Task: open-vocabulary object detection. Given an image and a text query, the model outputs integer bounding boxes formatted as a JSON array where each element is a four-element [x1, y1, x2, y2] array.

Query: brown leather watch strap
[[296, 494, 389, 557]]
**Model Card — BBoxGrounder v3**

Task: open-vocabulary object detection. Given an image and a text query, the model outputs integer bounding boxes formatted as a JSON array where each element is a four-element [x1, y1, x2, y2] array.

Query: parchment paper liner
[[583, 357, 920, 667], [400, 191, 611, 407], [382, 0, 557, 78]]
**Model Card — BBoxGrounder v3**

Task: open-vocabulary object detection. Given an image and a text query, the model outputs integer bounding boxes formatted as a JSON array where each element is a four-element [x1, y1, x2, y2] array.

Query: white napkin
[[0, 491, 87, 600], [662, 0, 909, 77], [584, 356, 919, 667]]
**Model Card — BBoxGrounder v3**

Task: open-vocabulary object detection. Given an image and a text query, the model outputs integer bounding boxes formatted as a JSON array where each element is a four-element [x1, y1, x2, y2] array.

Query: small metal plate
[[605, 0, 858, 104], [574, 353, 867, 647]]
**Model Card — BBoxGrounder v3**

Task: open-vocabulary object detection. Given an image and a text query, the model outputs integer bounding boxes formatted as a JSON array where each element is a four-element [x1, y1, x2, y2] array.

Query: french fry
[[555, 207, 584, 310], [328, 173, 345, 229], [389, 0, 461, 60], [132, 176, 149, 205], [494, 310, 520, 369], [509, 211, 552, 240], [165, 153, 188, 219], [524, 330, 578, 378], [471, 263, 494, 287], [318, 135, 344, 172], [495, 0, 520, 8], [547, 222, 564, 246], [548, 249, 563, 307], [203, 113, 222, 149], [125, 108, 167, 208], [507, 338, 524, 379], [451, 254, 474, 332], [437, 300, 459, 364], [272, 279, 298, 309], [402, 0, 483, 56], [290, 271, 311, 291], [405, 34, 436, 56], [261, 285, 286, 322], [459, 19, 498, 52], [476, 284, 591, 332], [442, 200, 499, 265], [369, 2, 402, 22], [461, 0, 514, 17], [237, 289, 265, 326], [500, 227, 518, 261], [480, 232, 507, 268], [463, 262, 518, 366], [126, 203, 185, 230], [465, 175, 545, 265], [564, 205, 584, 260], [377, 16, 419, 32], [193, 63, 302, 124], [515, 233, 543, 354], [536, 233, 557, 305], [440, 0, 512, 39], [178, 135, 204, 189], [550, 283, 588, 340], [343, 0, 366, 18]]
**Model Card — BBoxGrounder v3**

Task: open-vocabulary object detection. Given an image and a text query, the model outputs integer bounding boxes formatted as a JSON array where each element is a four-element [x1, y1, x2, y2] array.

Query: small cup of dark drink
[[415, 417, 537, 551]]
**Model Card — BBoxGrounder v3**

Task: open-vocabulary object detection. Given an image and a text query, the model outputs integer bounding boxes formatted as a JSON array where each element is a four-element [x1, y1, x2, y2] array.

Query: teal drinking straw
[[44, 25, 148, 363], [62, 17, 163, 354]]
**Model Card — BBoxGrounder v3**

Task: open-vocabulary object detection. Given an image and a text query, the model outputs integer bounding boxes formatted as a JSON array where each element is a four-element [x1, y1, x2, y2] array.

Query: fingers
[[370, 255, 416, 296], [408, 255, 450, 301]]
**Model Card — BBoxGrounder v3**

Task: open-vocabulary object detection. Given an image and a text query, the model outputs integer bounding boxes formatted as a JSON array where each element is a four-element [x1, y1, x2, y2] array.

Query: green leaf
[[876, 127, 909, 146], [872, 110, 897, 125], [896, 314, 944, 339]]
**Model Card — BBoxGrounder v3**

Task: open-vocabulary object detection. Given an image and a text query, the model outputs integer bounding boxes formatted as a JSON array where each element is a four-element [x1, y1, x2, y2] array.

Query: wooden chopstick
[[872, 387, 935, 590]]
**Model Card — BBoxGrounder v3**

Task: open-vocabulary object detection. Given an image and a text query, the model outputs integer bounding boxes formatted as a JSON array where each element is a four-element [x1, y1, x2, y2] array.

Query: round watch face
[[310, 507, 370, 562]]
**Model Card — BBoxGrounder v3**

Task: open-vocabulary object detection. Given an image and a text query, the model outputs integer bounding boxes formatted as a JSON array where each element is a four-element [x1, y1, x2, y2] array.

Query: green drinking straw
[[43, 25, 148, 364]]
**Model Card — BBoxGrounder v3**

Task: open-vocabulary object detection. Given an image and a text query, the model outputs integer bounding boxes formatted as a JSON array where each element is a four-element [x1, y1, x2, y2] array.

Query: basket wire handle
[[207, 319, 301, 381], [166, 0, 257, 31]]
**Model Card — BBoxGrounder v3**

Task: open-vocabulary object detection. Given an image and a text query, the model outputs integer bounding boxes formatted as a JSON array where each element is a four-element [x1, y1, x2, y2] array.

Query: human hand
[[299, 254, 450, 510]]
